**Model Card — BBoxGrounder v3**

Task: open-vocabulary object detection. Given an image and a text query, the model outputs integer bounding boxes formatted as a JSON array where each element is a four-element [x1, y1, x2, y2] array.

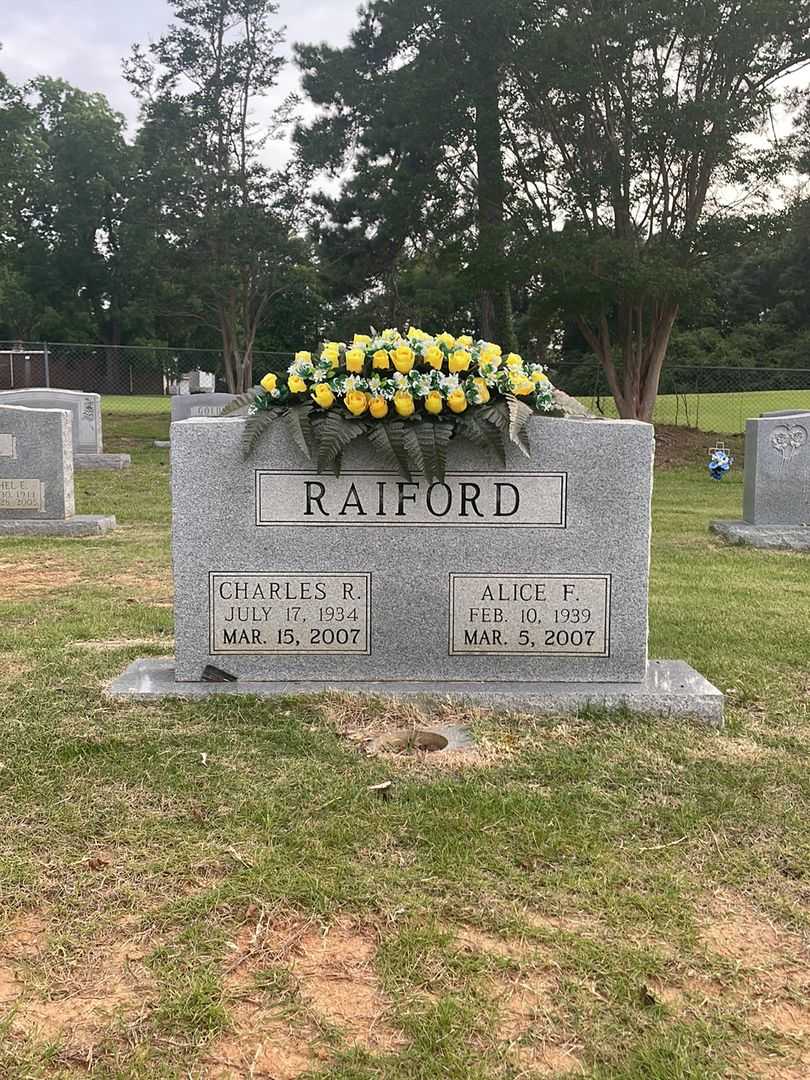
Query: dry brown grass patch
[[0, 911, 155, 1050], [68, 637, 173, 652], [0, 559, 82, 599]]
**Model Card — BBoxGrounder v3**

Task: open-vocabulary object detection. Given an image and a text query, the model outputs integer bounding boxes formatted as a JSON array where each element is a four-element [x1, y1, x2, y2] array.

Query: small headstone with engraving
[[0, 405, 115, 535], [711, 411, 810, 550], [0, 388, 130, 470]]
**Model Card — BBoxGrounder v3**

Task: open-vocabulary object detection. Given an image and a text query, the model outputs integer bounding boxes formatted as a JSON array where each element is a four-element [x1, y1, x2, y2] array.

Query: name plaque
[[449, 574, 611, 655], [209, 572, 371, 655], [0, 434, 16, 459], [0, 478, 45, 512], [255, 470, 567, 528], [190, 405, 226, 418]]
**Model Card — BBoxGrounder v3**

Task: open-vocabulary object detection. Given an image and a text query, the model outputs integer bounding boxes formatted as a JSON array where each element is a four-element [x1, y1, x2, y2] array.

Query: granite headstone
[[170, 393, 237, 422], [0, 388, 130, 470], [0, 404, 115, 535], [109, 414, 723, 722], [711, 411, 810, 550]]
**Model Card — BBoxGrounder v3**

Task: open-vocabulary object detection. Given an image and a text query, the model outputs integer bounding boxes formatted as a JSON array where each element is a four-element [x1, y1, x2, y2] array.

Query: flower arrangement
[[228, 327, 564, 480]]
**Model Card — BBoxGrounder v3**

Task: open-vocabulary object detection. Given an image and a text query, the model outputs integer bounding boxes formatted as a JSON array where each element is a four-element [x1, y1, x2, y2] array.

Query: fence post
[[43, 341, 51, 388]]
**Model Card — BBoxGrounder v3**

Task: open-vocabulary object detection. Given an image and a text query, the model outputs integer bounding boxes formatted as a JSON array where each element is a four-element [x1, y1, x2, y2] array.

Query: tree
[[295, 0, 523, 347], [513, 0, 810, 419], [0, 65, 130, 342], [126, 0, 305, 391]]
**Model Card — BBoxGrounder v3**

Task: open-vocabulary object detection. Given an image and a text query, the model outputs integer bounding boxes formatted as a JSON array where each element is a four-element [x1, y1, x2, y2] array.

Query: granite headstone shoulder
[[109, 413, 723, 723], [0, 388, 130, 470], [0, 404, 115, 536], [711, 411, 810, 550]]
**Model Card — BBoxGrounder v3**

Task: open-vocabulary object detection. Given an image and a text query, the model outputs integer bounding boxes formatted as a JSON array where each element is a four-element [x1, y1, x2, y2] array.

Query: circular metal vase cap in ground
[[366, 724, 473, 756]]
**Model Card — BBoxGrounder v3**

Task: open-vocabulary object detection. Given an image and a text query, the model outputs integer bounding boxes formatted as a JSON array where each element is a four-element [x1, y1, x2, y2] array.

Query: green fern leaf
[[432, 420, 453, 482], [414, 420, 439, 482], [223, 391, 258, 415], [402, 425, 426, 480], [242, 409, 281, 459], [455, 411, 506, 466], [315, 411, 367, 476], [366, 421, 412, 479], [285, 404, 316, 463], [506, 394, 534, 457]]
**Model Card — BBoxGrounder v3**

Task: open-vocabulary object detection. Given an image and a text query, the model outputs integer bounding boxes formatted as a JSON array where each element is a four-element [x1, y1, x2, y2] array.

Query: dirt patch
[[512, 1040, 585, 1076], [523, 910, 601, 936], [108, 570, 173, 605], [206, 1018, 320, 1080], [0, 560, 81, 599], [654, 425, 744, 470], [212, 912, 399, 1074], [456, 926, 531, 962], [320, 694, 507, 770], [0, 913, 155, 1049], [689, 736, 776, 765], [700, 892, 810, 986]]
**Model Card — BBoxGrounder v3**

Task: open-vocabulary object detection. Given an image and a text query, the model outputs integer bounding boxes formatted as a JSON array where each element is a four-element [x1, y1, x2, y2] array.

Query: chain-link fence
[[0, 341, 293, 396], [2, 340, 809, 434]]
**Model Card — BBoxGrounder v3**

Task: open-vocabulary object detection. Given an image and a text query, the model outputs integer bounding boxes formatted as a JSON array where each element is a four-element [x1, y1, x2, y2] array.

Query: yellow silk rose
[[368, 396, 389, 419], [372, 349, 390, 369], [531, 370, 550, 385], [321, 348, 339, 368], [449, 349, 471, 373], [312, 383, 335, 409], [382, 328, 398, 342], [393, 345, 415, 373], [424, 390, 444, 415], [288, 374, 307, 393], [345, 348, 365, 373], [514, 378, 534, 396], [436, 332, 455, 349], [425, 345, 444, 370], [353, 333, 372, 346], [260, 372, 277, 392], [472, 377, 490, 403], [447, 388, 468, 413], [505, 352, 523, 369], [457, 334, 473, 347], [345, 390, 368, 416], [294, 351, 311, 363], [394, 390, 415, 417]]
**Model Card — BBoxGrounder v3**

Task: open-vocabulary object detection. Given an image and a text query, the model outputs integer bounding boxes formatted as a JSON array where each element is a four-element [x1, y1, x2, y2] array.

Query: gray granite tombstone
[[0, 388, 130, 470], [0, 405, 115, 535], [108, 414, 723, 722], [170, 393, 237, 422], [711, 412, 810, 550]]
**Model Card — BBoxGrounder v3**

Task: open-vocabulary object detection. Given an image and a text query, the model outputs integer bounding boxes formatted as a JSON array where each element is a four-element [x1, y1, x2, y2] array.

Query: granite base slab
[[710, 520, 810, 551], [105, 658, 724, 725], [0, 514, 116, 536], [74, 453, 132, 470]]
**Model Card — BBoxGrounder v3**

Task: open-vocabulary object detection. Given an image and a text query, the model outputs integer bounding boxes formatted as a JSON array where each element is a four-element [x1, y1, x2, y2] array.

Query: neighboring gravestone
[[0, 405, 115, 535], [185, 370, 216, 394], [170, 393, 236, 422], [0, 388, 130, 470], [711, 411, 810, 550], [109, 415, 723, 723]]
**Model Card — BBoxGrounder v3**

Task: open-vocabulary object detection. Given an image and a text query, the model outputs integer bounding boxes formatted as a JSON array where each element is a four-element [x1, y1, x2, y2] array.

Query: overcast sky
[[1, 0, 361, 157]]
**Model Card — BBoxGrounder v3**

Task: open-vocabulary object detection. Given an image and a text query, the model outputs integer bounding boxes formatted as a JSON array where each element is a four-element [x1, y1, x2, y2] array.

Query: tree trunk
[[472, 32, 515, 350]]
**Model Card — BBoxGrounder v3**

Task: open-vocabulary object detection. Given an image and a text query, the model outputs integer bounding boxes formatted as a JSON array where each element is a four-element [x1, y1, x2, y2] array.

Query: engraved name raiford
[[256, 470, 567, 528]]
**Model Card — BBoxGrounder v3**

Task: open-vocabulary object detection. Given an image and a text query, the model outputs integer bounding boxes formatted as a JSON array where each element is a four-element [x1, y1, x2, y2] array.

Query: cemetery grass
[[0, 408, 808, 1079]]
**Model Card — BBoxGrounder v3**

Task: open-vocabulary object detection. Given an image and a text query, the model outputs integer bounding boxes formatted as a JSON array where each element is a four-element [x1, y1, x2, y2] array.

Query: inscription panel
[[190, 405, 226, 418], [209, 572, 371, 655], [449, 574, 610, 656], [0, 434, 16, 458], [0, 478, 45, 512], [256, 470, 567, 528]]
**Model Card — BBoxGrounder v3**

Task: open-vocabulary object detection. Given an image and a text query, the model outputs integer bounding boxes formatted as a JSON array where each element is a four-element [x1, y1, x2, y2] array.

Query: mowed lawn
[[0, 403, 808, 1080]]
